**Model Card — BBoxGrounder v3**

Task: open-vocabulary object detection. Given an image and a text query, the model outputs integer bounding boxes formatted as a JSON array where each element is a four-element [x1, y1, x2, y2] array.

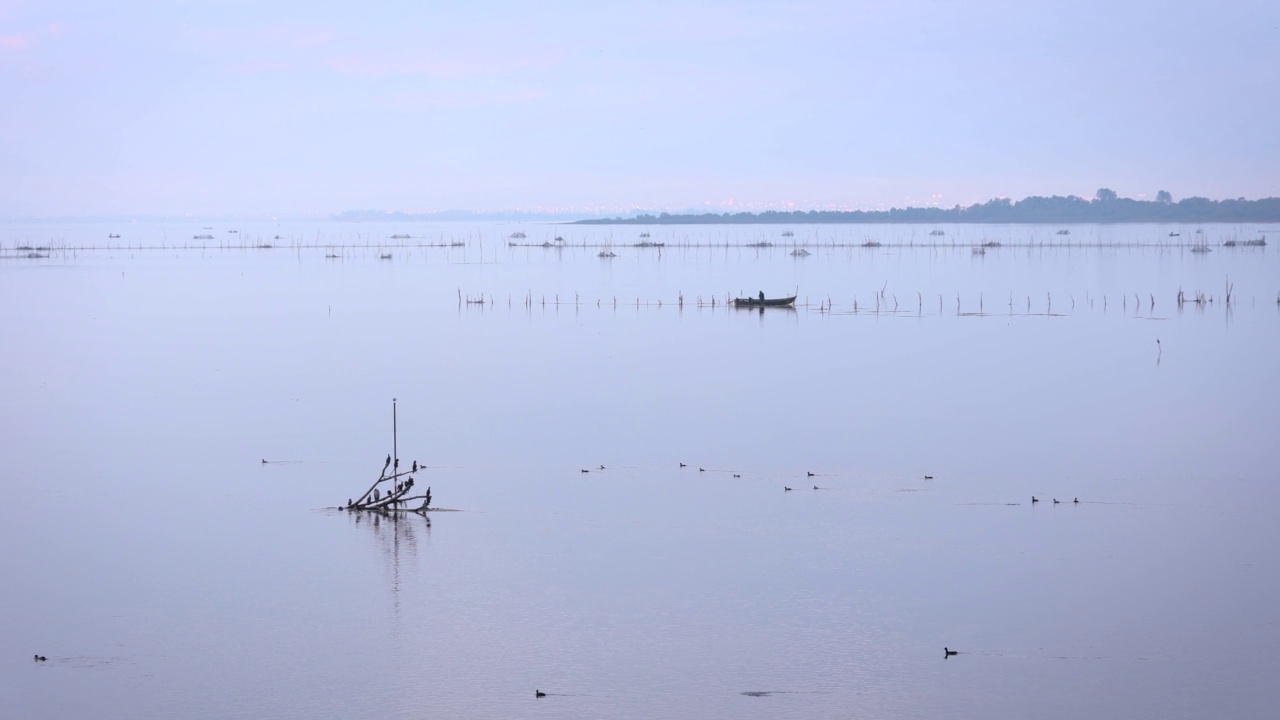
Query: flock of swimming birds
[[587, 464, 1083, 506]]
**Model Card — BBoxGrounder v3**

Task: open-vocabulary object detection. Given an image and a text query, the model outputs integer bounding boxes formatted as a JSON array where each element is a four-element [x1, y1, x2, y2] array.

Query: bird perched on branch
[[412, 460, 418, 473], [384, 454, 391, 470]]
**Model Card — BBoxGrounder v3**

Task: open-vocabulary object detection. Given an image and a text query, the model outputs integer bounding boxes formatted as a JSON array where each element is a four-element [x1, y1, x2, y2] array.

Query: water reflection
[[347, 509, 430, 612]]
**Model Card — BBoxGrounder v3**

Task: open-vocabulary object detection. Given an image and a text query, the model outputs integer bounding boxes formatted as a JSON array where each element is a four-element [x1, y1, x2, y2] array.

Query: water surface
[[2, 221, 1278, 718]]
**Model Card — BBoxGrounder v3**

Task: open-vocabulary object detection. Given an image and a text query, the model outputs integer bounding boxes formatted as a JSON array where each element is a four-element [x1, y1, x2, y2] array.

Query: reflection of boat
[[1189, 245, 1211, 254], [733, 294, 797, 307], [971, 247, 986, 255], [597, 250, 616, 257], [790, 249, 811, 256]]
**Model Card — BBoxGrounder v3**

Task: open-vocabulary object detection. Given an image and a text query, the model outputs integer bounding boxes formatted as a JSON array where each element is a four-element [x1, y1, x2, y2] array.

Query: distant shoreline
[[575, 195, 1280, 225]]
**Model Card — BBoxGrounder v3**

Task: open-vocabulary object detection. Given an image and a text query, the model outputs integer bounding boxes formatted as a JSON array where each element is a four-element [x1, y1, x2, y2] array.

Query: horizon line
[[5, 191, 1280, 224]]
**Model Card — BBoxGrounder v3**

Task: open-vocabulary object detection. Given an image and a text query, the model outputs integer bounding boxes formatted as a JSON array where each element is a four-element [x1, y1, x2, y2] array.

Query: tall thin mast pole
[[392, 398, 398, 470]]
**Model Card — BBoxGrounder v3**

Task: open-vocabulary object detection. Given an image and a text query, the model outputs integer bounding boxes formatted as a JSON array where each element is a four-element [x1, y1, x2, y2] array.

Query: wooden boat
[[733, 294, 797, 308]]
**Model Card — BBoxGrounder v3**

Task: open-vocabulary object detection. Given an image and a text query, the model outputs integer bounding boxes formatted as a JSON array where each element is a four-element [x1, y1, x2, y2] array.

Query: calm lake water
[[3, 221, 1278, 719]]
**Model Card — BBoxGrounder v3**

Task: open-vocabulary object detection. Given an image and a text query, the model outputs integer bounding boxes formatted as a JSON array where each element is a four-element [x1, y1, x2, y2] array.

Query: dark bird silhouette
[[34, 655, 46, 662], [1031, 496, 1039, 503], [1073, 497, 1079, 504], [945, 647, 958, 656], [733, 473, 740, 478], [261, 458, 267, 464], [599, 465, 605, 470], [535, 690, 546, 698], [581, 469, 589, 473], [412, 460, 418, 473], [924, 475, 933, 480], [699, 467, 705, 472], [807, 471, 815, 477], [347, 499, 352, 507], [1053, 498, 1060, 504], [679, 463, 686, 467], [813, 485, 819, 490], [784, 486, 792, 492], [394, 458, 399, 470], [384, 454, 391, 468]]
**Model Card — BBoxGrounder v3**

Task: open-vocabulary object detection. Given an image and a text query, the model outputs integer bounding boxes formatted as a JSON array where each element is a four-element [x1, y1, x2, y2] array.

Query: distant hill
[[576, 194, 1280, 225], [332, 209, 606, 222]]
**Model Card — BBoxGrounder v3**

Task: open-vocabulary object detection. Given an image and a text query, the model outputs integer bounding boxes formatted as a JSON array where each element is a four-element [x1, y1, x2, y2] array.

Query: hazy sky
[[2, 0, 1276, 217]]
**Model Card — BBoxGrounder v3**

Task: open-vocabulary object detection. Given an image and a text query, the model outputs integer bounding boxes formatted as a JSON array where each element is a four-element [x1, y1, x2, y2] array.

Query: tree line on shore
[[577, 191, 1280, 225]]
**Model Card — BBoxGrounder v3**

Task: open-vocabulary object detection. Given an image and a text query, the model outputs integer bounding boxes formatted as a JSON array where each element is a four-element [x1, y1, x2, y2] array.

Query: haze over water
[[3, 221, 1278, 719]]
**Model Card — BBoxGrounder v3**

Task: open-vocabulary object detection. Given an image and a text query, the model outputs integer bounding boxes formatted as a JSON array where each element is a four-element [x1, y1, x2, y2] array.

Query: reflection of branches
[[347, 500, 430, 620], [347, 504, 430, 555]]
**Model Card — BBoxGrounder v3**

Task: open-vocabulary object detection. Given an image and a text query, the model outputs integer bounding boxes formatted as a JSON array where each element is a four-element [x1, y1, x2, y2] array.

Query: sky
[[1, 0, 1277, 218]]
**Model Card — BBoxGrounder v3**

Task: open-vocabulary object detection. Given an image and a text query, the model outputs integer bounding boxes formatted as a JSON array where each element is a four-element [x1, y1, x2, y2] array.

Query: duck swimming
[[944, 647, 957, 656], [535, 690, 546, 698]]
